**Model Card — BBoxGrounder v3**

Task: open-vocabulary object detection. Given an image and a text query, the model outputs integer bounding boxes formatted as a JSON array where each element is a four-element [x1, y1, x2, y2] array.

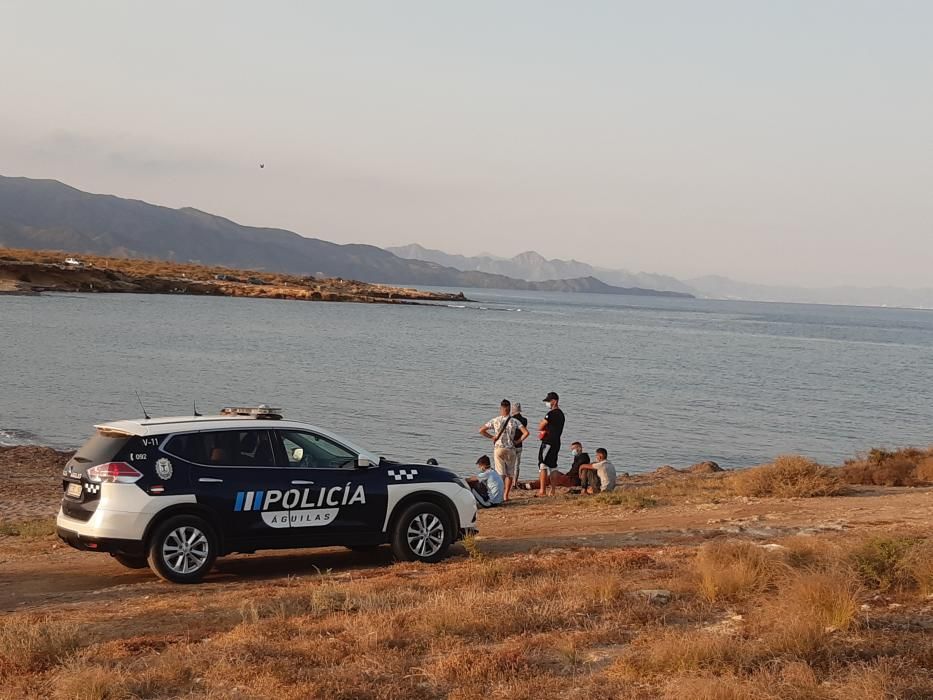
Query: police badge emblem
[[155, 457, 173, 480]]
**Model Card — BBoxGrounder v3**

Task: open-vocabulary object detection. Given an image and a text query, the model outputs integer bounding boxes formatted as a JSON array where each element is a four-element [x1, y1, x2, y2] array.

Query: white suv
[[56, 407, 478, 583]]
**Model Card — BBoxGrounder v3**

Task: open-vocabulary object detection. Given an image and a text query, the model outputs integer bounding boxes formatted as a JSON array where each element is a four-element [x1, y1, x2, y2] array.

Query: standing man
[[479, 399, 529, 502], [537, 391, 565, 496], [511, 402, 529, 484]]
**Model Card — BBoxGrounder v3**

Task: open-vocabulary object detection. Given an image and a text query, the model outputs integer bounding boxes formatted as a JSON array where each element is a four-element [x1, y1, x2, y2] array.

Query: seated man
[[465, 455, 504, 507], [578, 448, 617, 494], [518, 441, 589, 490]]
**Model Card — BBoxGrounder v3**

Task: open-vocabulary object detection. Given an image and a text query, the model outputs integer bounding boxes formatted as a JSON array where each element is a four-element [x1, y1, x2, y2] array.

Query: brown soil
[[0, 247, 468, 304]]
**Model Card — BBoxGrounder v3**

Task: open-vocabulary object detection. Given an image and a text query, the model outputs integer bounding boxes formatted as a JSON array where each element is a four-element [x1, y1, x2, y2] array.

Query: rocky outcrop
[[0, 251, 469, 305]]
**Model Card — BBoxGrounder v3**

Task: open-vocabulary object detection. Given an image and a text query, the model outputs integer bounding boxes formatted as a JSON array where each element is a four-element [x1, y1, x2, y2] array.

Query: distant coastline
[[0, 248, 468, 305]]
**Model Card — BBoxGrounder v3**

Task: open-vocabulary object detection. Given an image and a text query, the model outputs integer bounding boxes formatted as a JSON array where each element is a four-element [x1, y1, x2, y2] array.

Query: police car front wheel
[[147, 515, 218, 583], [391, 503, 451, 563]]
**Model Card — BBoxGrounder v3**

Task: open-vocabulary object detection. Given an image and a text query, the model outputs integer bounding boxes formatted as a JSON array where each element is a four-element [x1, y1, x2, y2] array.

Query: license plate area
[[66, 482, 83, 499]]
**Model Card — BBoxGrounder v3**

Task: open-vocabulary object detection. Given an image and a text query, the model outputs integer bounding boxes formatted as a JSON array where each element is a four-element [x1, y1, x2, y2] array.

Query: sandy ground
[[2, 446, 931, 614]]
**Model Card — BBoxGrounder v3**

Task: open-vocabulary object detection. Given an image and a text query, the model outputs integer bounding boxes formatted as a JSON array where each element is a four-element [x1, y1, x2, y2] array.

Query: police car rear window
[[71, 433, 130, 465]]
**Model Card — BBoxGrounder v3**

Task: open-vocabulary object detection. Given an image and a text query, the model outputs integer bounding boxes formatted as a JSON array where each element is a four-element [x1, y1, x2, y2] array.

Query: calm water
[[2, 290, 932, 475]]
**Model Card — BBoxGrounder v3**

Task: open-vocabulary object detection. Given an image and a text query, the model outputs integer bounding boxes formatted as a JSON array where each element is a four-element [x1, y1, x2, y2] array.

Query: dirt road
[[3, 485, 931, 613]]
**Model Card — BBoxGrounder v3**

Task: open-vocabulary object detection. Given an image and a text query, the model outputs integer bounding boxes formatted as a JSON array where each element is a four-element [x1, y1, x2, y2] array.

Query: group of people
[[466, 392, 618, 507]]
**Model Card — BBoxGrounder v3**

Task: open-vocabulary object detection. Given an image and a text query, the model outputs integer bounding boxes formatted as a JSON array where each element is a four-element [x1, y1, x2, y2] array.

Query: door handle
[[291, 480, 315, 485], [199, 477, 223, 483]]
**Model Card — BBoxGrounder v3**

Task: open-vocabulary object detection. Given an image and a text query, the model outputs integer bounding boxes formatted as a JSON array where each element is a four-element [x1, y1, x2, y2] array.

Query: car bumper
[[56, 525, 145, 556]]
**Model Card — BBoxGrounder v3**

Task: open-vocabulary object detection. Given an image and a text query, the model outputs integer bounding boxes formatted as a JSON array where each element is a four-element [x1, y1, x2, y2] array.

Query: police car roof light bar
[[220, 405, 284, 419]]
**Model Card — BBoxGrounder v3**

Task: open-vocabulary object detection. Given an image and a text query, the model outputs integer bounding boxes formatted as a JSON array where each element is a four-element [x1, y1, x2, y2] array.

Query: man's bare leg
[[538, 466, 548, 496], [503, 476, 513, 501]]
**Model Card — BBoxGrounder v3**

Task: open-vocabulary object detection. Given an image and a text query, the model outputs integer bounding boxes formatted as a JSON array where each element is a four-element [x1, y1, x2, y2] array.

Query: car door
[[175, 429, 294, 546], [270, 429, 388, 544]]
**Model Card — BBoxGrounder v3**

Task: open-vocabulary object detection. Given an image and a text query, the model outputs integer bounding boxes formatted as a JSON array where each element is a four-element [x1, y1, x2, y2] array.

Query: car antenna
[[193, 401, 202, 417], [135, 390, 151, 420]]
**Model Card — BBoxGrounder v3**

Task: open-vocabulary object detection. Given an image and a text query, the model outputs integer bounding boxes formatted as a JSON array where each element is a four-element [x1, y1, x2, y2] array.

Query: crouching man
[[578, 448, 617, 494], [466, 455, 504, 507]]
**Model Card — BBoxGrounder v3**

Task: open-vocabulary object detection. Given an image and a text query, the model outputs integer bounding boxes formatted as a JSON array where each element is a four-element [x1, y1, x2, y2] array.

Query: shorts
[[494, 447, 517, 479], [539, 442, 560, 471]]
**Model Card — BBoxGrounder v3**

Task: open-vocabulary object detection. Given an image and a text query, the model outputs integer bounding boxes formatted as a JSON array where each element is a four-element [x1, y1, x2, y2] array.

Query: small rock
[[757, 543, 787, 552], [654, 465, 682, 476], [633, 589, 673, 605], [687, 461, 723, 474]]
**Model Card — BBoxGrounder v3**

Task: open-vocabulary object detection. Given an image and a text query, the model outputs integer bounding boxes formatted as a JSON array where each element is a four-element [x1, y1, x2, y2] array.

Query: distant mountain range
[[390, 243, 933, 309], [0, 176, 690, 298], [387, 244, 694, 294]]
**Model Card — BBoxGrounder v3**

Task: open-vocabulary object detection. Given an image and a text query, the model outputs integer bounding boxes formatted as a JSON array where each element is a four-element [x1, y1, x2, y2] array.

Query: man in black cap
[[537, 391, 565, 496]]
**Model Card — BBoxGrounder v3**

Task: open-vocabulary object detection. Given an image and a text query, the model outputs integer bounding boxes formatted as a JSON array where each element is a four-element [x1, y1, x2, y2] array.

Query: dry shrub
[[784, 570, 861, 632], [903, 539, 933, 596], [839, 447, 933, 486], [916, 456, 933, 483], [695, 540, 781, 602], [731, 456, 843, 498], [750, 569, 859, 661], [780, 535, 840, 571], [848, 537, 918, 592], [0, 616, 82, 672]]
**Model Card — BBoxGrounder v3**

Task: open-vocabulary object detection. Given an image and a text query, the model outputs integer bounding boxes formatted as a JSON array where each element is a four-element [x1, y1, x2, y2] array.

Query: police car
[[56, 406, 478, 583]]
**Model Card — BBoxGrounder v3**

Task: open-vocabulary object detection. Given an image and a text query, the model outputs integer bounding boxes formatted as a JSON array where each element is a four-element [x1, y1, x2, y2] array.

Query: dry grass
[[0, 518, 57, 538], [584, 490, 659, 509], [730, 455, 843, 498], [0, 617, 83, 672], [0, 535, 930, 699]]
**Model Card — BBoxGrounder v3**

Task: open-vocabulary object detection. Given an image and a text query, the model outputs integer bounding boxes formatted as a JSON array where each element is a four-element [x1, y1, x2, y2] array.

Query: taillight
[[86, 462, 143, 484]]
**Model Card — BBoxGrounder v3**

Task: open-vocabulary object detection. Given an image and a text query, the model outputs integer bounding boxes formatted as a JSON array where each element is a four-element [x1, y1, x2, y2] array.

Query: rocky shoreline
[[0, 248, 469, 305]]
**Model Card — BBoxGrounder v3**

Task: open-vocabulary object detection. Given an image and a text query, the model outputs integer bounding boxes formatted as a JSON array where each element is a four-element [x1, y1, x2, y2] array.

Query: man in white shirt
[[466, 455, 504, 507], [479, 399, 529, 502], [578, 448, 618, 494]]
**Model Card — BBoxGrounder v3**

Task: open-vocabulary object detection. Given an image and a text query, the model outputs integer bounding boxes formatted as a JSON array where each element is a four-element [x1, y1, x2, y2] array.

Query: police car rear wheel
[[147, 515, 217, 583], [111, 554, 149, 569], [391, 503, 451, 563]]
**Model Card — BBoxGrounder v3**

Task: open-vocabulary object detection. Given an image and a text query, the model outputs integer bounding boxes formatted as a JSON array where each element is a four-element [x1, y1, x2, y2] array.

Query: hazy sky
[[2, 1, 931, 286]]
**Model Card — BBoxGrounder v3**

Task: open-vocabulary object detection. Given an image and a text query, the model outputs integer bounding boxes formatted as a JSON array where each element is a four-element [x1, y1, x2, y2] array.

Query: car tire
[[111, 554, 149, 569], [391, 502, 451, 563], [147, 515, 217, 584]]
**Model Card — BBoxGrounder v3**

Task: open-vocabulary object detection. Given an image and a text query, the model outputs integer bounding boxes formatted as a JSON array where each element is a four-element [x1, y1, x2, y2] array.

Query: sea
[[2, 290, 932, 476]]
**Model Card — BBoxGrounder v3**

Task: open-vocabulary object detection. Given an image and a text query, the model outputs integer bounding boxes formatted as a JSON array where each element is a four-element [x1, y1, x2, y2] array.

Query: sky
[[2, 1, 931, 287]]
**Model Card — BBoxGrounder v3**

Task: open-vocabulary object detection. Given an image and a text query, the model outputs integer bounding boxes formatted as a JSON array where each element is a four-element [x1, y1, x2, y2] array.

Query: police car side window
[[274, 431, 357, 469], [164, 430, 277, 467]]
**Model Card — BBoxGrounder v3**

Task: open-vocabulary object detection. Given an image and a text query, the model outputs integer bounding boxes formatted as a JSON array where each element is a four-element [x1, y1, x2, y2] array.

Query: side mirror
[[357, 457, 373, 468]]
